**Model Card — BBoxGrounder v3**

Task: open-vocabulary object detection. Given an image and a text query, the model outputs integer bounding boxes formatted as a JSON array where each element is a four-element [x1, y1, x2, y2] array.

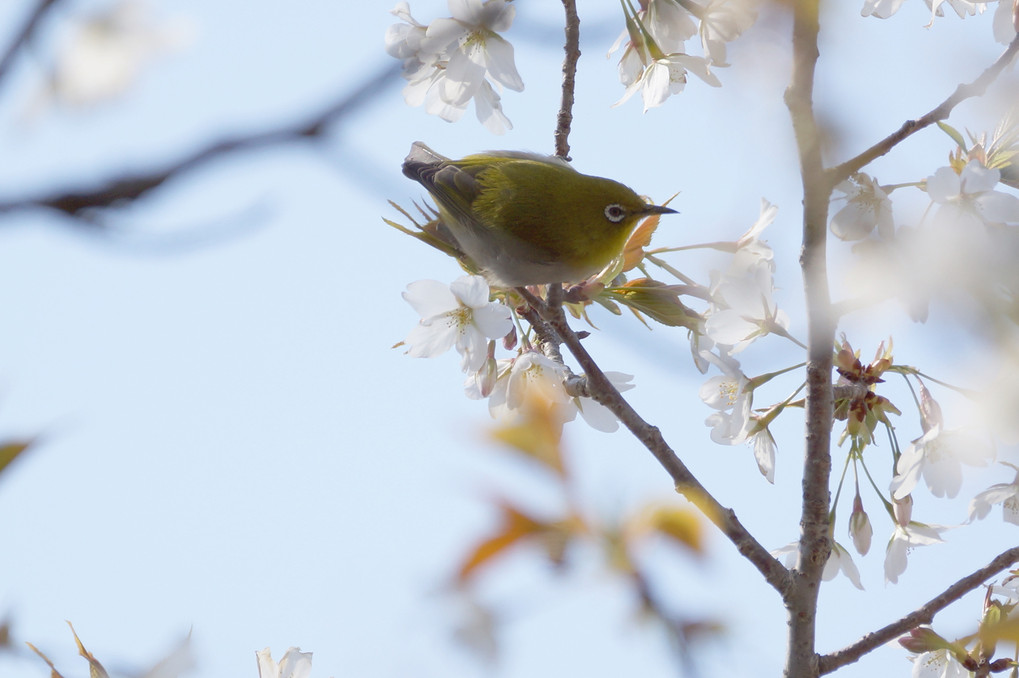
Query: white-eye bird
[[402, 141, 676, 287]]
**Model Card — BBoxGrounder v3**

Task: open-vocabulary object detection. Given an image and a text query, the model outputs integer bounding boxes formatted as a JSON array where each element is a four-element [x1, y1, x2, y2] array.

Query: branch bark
[[829, 34, 1019, 185], [784, 1, 834, 676], [818, 546, 1019, 674], [531, 298, 793, 597], [555, 0, 580, 160]]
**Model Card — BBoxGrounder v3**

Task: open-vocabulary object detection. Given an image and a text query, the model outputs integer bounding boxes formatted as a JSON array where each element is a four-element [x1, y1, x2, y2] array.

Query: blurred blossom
[[861, 0, 908, 18], [890, 426, 993, 499], [968, 462, 1019, 525], [890, 382, 993, 500], [829, 173, 894, 241], [697, 0, 759, 65], [256, 647, 313, 678], [926, 160, 1019, 230], [31, 0, 193, 112], [705, 260, 790, 354], [704, 199, 786, 354], [386, 0, 522, 134], [992, 0, 1018, 42]]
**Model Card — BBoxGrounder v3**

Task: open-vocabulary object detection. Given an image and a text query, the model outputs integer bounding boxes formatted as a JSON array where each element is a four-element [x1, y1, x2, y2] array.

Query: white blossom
[[884, 522, 946, 583], [402, 276, 512, 373], [256, 647, 313, 678]]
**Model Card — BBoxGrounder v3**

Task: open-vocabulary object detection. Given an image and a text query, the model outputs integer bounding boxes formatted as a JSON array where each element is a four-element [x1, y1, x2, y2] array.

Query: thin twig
[[0, 62, 401, 218], [0, 0, 61, 89], [555, 0, 580, 160], [829, 34, 1019, 186], [818, 546, 1019, 674]]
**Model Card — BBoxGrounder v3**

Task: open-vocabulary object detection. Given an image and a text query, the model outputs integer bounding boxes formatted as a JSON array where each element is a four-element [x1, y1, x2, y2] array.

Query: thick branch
[[555, 0, 580, 160], [818, 546, 1019, 674], [784, 1, 833, 676], [829, 34, 1019, 185], [0, 62, 400, 218], [536, 299, 792, 597]]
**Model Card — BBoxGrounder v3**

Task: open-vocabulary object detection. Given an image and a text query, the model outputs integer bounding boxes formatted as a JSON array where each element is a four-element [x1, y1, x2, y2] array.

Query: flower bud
[[898, 627, 950, 653], [894, 494, 913, 528], [849, 495, 873, 555]]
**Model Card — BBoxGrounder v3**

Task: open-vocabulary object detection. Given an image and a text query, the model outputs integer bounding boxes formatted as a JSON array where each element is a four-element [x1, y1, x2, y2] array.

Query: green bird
[[402, 141, 676, 287]]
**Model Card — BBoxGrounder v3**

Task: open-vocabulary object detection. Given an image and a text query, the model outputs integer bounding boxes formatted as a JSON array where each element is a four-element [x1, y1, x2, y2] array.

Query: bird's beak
[[643, 204, 677, 215]]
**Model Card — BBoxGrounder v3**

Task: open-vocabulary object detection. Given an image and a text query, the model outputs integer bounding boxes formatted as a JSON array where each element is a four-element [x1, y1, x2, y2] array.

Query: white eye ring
[[604, 204, 627, 223]]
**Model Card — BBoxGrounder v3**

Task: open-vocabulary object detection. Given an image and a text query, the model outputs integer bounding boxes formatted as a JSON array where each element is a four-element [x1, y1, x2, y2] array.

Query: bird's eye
[[604, 204, 627, 223]]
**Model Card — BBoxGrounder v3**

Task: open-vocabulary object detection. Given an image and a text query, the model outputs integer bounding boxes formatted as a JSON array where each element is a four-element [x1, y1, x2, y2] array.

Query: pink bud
[[894, 494, 913, 528], [898, 627, 949, 653], [849, 497, 873, 556]]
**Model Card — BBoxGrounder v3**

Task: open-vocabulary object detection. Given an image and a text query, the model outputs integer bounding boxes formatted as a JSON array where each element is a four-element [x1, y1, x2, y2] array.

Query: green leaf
[[937, 121, 967, 151]]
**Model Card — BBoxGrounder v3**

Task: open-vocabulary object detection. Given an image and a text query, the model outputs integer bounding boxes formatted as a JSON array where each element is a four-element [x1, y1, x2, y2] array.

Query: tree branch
[[818, 546, 1019, 674], [829, 34, 1019, 185], [0, 0, 61, 90], [531, 297, 792, 597], [555, 0, 580, 160], [0, 62, 401, 219], [784, 1, 834, 676]]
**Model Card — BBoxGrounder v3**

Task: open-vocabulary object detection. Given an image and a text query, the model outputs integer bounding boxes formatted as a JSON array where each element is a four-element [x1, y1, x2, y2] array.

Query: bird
[[402, 141, 676, 287]]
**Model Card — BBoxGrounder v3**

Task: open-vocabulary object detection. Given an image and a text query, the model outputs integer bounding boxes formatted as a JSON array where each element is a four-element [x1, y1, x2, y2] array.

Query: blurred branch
[[830, 34, 1019, 184], [554, 0, 580, 160], [0, 61, 401, 220], [818, 545, 1019, 674], [0, 0, 61, 89]]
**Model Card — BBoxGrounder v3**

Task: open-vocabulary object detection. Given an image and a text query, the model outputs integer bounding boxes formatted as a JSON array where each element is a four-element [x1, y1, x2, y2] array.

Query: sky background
[[0, 1, 1017, 677]]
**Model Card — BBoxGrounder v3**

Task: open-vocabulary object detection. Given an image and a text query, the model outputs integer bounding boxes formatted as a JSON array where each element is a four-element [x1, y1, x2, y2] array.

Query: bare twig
[[531, 296, 792, 597], [784, 1, 834, 676], [818, 546, 1019, 674], [829, 34, 1019, 186], [555, 0, 580, 160], [0, 62, 401, 219], [0, 0, 61, 89]]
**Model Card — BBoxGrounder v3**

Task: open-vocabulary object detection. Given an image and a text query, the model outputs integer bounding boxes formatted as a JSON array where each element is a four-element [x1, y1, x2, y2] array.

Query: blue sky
[[0, 1, 1016, 677]]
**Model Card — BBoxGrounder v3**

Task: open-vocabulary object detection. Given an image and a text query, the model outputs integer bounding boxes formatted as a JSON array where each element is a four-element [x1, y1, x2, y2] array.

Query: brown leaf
[[27, 642, 66, 678], [457, 503, 545, 582], [68, 621, 110, 678], [489, 391, 565, 476], [648, 506, 704, 553], [0, 439, 32, 476]]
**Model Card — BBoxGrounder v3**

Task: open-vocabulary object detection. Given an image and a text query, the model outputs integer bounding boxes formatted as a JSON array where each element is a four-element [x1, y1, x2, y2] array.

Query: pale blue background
[[0, 1, 1016, 677]]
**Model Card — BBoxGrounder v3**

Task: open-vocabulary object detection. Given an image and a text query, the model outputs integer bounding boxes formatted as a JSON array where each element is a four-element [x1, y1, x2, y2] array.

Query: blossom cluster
[[608, 0, 758, 112], [863, 0, 1018, 42], [385, 0, 523, 134], [401, 275, 633, 433]]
